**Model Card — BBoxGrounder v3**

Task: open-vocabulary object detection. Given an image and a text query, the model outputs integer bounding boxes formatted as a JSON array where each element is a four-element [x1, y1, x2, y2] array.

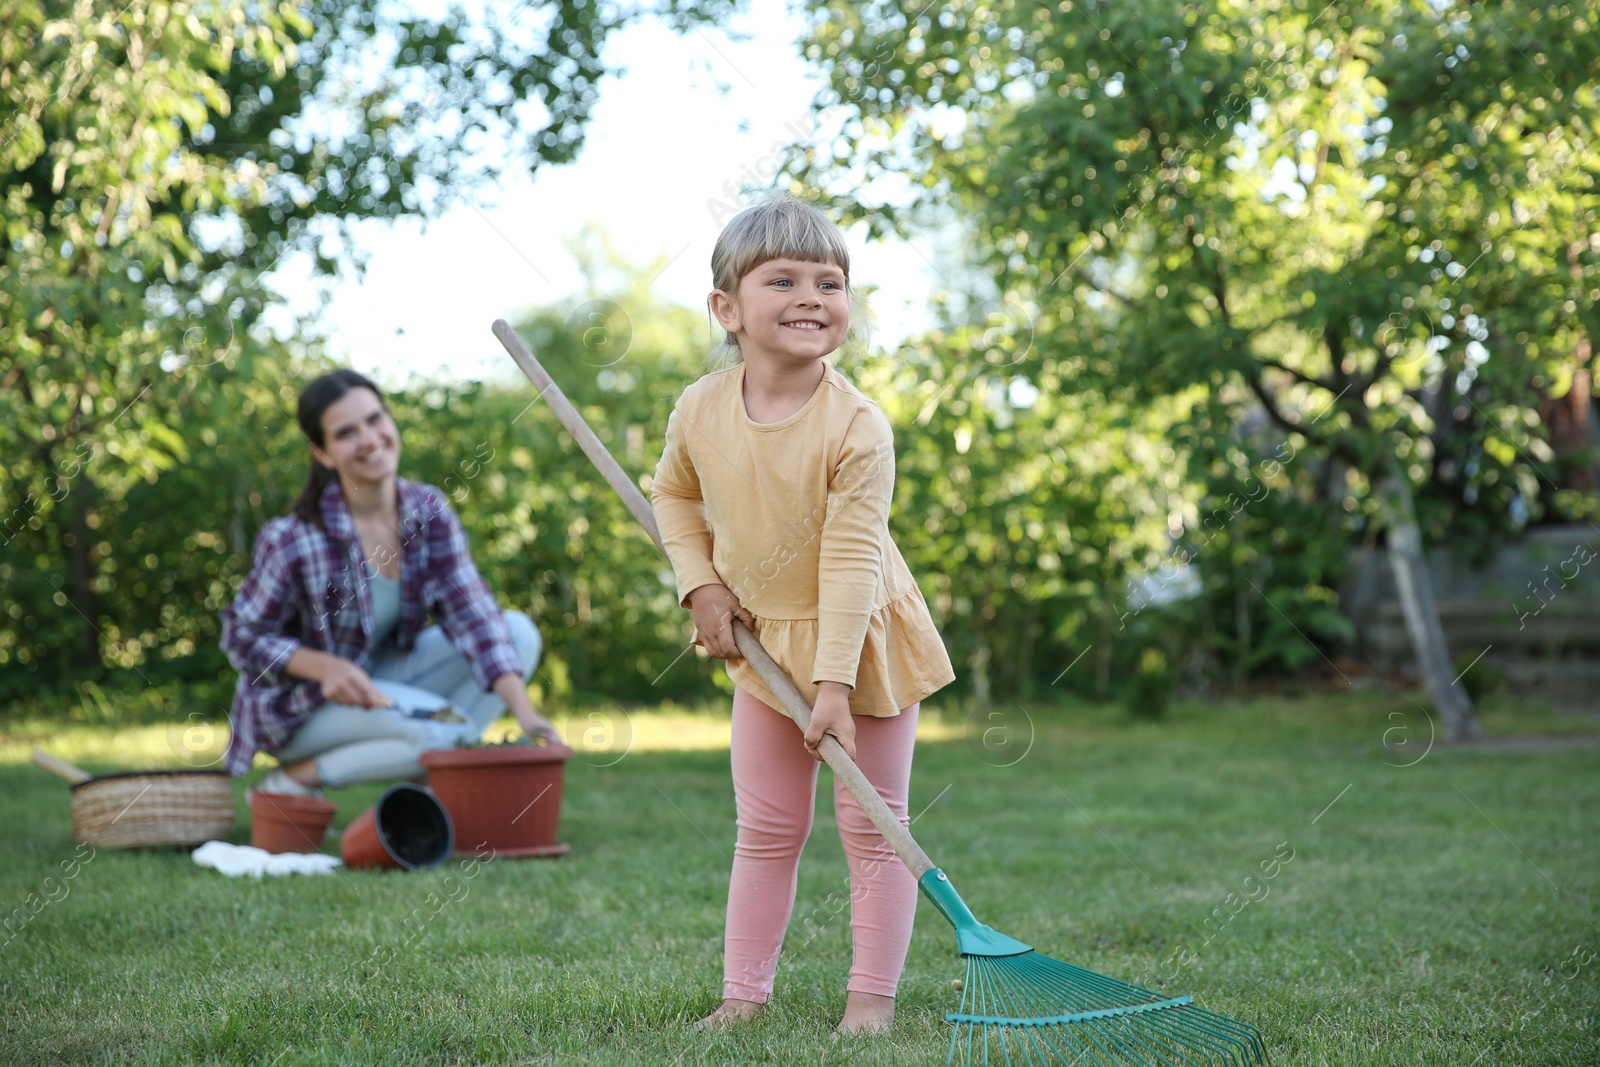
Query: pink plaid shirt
[[219, 479, 524, 775]]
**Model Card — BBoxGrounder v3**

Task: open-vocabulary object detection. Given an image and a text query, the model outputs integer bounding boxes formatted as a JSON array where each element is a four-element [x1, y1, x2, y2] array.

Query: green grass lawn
[[2, 690, 1596, 1065]]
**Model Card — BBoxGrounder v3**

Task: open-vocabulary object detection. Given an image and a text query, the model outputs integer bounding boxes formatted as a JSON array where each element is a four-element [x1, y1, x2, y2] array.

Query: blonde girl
[[651, 196, 954, 1034]]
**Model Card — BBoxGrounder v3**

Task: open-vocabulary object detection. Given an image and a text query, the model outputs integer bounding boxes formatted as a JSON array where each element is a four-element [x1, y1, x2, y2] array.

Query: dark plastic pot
[[420, 744, 573, 859], [340, 784, 454, 870]]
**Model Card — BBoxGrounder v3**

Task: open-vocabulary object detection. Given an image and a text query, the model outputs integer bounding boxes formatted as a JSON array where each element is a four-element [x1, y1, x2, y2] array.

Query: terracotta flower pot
[[340, 784, 454, 870], [250, 792, 338, 855], [420, 743, 573, 858]]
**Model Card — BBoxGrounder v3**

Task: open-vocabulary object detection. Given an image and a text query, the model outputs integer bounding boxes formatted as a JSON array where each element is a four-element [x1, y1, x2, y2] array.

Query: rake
[[493, 320, 1267, 1066]]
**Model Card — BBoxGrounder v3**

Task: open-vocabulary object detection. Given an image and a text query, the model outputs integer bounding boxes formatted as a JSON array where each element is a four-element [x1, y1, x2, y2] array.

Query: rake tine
[[999, 966, 1107, 1067], [949, 946, 1266, 1067], [998, 969, 1087, 1067]]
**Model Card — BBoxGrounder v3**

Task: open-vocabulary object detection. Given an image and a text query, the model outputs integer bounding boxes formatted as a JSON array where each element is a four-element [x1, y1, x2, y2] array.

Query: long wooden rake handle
[[32, 749, 93, 785], [493, 319, 937, 880]]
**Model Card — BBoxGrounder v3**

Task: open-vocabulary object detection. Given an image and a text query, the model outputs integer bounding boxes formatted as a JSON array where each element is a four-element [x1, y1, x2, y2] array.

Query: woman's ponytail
[[290, 460, 341, 529]]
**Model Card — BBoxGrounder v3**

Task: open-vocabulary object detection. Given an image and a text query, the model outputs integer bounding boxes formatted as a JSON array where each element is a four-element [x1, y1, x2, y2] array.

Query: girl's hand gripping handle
[[687, 584, 756, 660], [803, 682, 857, 761]]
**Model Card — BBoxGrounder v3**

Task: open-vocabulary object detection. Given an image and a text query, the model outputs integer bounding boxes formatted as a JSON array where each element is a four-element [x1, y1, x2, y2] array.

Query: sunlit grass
[[2, 686, 1597, 1065], [1, 719, 232, 772], [7, 684, 1594, 780], [4, 696, 987, 775]]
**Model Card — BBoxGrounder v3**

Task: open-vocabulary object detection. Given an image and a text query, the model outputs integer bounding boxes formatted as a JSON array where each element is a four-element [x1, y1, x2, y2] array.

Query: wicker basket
[[33, 751, 237, 850], [69, 771, 235, 848]]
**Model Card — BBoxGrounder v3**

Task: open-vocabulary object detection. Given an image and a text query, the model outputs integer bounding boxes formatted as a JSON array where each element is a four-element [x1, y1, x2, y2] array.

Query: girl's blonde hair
[[708, 196, 870, 366]]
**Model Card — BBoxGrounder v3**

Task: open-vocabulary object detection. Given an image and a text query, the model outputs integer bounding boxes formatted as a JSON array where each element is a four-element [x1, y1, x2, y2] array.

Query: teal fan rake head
[[922, 870, 1267, 1066]]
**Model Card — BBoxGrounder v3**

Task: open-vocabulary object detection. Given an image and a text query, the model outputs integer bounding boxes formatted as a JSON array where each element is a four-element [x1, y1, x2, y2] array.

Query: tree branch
[[1244, 371, 1364, 470], [1309, 36, 1353, 190], [1366, 339, 1396, 394], [1255, 353, 1340, 392], [1324, 325, 1350, 393]]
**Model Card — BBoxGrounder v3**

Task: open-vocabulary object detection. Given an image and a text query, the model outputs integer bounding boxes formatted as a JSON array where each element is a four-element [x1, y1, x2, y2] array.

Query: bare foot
[[835, 991, 894, 1035], [695, 997, 764, 1030]]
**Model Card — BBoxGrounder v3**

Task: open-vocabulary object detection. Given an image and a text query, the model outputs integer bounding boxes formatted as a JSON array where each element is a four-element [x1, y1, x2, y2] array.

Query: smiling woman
[[218, 370, 564, 797]]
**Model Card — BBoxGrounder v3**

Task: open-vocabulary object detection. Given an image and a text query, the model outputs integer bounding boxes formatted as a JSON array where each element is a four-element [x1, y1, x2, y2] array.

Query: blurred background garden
[[2, 0, 1597, 732], [3, 2, 1599, 1064]]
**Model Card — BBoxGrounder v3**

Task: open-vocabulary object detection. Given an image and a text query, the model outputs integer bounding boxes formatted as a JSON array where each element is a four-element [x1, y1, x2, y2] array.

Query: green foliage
[[790, 0, 1600, 600], [13, 0, 1593, 710], [1124, 647, 1171, 720], [0, 346, 320, 690], [852, 305, 1185, 700], [400, 247, 721, 704], [1167, 401, 1357, 682], [1453, 650, 1505, 703], [0, 243, 728, 706], [0, 0, 737, 682]]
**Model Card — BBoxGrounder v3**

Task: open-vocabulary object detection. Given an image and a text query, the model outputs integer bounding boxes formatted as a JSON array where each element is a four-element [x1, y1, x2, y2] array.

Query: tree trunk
[[65, 471, 102, 669], [1094, 619, 1112, 701], [1377, 457, 1479, 742], [970, 629, 992, 704], [1537, 345, 1594, 494], [1014, 599, 1038, 697], [1232, 559, 1251, 684]]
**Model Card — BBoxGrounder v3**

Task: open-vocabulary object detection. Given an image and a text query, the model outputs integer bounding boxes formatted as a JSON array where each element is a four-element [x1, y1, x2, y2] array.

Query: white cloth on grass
[[192, 840, 343, 878]]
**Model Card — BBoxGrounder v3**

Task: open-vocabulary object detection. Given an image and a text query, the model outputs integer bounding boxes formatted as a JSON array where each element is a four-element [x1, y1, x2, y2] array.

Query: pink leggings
[[723, 687, 920, 1002]]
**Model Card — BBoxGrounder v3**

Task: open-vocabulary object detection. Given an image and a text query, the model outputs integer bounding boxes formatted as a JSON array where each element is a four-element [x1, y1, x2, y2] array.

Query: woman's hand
[[293, 650, 387, 708], [803, 681, 856, 762], [512, 703, 564, 746], [687, 584, 756, 660], [494, 673, 564, 746]]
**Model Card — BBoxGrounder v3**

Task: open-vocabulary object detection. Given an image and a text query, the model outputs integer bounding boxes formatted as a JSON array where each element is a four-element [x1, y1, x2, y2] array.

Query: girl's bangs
[[724, 204, 851, 285]]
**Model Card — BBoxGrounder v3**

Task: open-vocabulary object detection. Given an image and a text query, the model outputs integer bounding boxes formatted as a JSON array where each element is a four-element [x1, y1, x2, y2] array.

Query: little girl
[[651, 197, 955, 1034]]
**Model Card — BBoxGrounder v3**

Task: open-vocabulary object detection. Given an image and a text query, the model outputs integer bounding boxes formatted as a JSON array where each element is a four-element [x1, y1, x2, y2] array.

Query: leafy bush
[[1452, 652, 1504, 703], [1124, 648, 1172, 721]]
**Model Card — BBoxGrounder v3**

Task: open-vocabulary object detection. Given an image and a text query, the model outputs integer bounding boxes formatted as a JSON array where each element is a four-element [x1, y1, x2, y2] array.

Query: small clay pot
[[420, 743, 573, 859], [340, 784, 454, 870], [250, 792, 338, 855]]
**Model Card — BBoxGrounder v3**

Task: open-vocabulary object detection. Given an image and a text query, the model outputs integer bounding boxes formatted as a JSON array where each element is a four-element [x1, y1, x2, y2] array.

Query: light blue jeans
[[270, 611, 541, 788]]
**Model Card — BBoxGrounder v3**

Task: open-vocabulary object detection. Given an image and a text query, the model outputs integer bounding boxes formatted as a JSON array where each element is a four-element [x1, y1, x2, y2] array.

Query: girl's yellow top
[[651, 361, 955, 716]]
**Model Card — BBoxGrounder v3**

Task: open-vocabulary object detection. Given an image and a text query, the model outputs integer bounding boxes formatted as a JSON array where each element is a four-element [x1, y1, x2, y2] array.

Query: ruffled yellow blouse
[[651, 362, 955, 715]]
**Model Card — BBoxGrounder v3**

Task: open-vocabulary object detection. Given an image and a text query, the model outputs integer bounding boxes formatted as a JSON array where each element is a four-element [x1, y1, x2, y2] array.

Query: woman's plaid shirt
[[219, 479, 524, 775]]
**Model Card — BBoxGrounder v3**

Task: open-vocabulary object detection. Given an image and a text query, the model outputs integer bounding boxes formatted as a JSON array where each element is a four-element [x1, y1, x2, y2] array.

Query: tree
[[790, 0, 1600, 740], [478, 234, 723, 703], [0, 0, 735, 676], [0, 236, 731, 704], [853, 307, 1182, 701]]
